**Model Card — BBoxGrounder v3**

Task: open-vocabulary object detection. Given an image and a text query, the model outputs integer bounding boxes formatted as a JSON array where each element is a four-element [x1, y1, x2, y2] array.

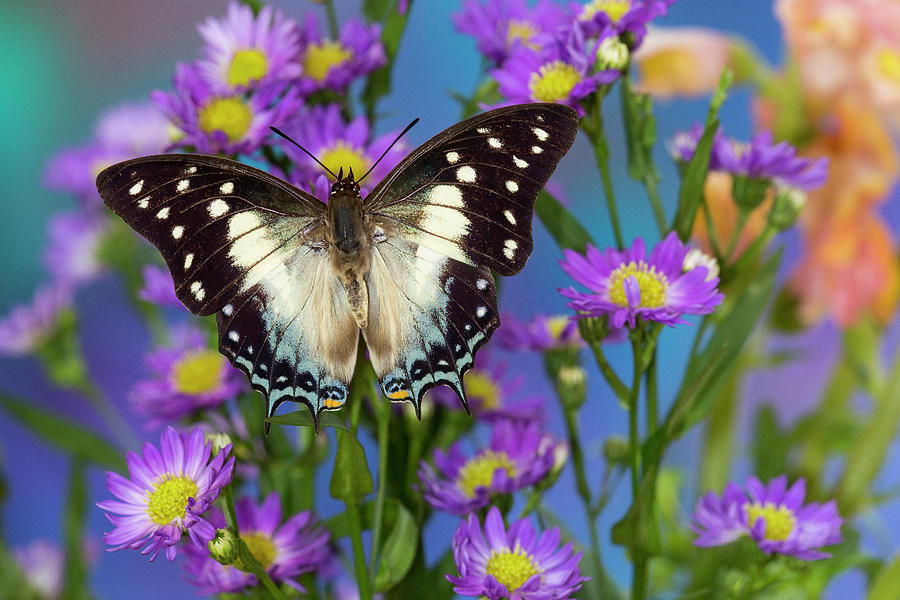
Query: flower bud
[[683, 247, 719, 281], [206, 432, 233, 456], [208, 529, 239, 565], [597, 36, 630, 71], [767, 186, 806, 231], [603, 435, 630, 465]]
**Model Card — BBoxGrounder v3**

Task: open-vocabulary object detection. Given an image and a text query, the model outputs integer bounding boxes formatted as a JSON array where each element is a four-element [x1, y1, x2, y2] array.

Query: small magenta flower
[[559, 232, 724, 328], [183, 492, 331, 594], [13, 540, 65, 600], [296, 12, 385, 94], [152, 61, 303, 155], [195, 2, 303, 93], [96, 426, 235, 561], [691, 475, 843, 560], [419, 420, 559, 515], [277, 103, 407, 193], [453, 0, 572, 65], [129, 326, 245, 428], [671, 125, 829, 192], [44, 211, 107, 289], [495, 312, 583, 352], [492, 23, 619, 113], [447, 506, 586, 600], [575, 0, 675, 48], [0, 285, 71, 356]]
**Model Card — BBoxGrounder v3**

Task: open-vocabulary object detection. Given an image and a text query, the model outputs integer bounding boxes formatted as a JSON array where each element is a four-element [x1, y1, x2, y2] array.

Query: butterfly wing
[[362, 103, 579, 412], [97, 154, 358, 422]]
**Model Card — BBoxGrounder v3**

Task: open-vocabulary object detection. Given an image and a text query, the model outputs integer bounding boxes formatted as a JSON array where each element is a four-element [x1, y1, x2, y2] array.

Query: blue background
[[0, 1, 885, 598]]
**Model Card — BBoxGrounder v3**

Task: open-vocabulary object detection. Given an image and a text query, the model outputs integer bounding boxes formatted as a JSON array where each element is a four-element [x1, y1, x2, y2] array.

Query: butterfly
[[97, 103, 579, 425]]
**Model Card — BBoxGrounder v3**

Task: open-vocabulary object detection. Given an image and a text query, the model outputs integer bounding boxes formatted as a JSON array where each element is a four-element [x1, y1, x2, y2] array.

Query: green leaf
[[0, 392, 125, 471], [323, 498, 400, 539], [868, 552, 900, 600], [266, 409, 350, 430], [620, 76, 659, 185], [751, 405, 790, 482], [330, 430, 374, 502], [61, 460, 91, 600], [671, 70, 731, 239], [535, 190, 595, 254], [611, 464, 662, 556], [361, 1, 409, 121], [374, 502, 418, 592]]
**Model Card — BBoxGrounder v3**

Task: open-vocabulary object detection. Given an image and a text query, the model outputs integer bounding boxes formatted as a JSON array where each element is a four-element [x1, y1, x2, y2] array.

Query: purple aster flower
[[495, 312, 584, 352], [151, 61, 303, 155], [691, 475, 843, 561], [671, 125, 829, 192], [453, 0, 572, 65], [491, 23, 620, 113], [183, 492, 331, 594], [13, 540, 65, 600], [419, 420, 558, 515], [559, 231, 724, 328], [428, 351, 545, 423], [277, 104, 407, 195], [45, 102, 172, 207], [574, 0, 676, 48], [130, 325, 245, 428], [96, 426, 235, 561], [0, 285, 71, 356], [447, 505, 586, 600], [43, 211, 107, 289], [137, 265, 186, 309], [296, 13, 385, 95], [196, 2, 303, 93]]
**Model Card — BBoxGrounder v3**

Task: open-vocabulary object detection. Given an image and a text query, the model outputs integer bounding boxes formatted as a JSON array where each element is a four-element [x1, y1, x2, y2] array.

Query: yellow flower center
[[485, 543, 541, 592], [227, 48, 269, 87], [237, 531, 277, 569], [457, 450, 516, 498], [198, 97, 253, 142], [145, 475, 198, 525], [608, 261, 668, 308], [546, 315, 572, 341], [172, 350, 225, 395], [302, 40, 352, 82], [745, 502, 796, 541], [580, 0, 631, 23], [877, 47, 900, 84], [506, 19, 539, 49], [319, 141, 371, 181], [528, 61, 582, 103], [463, 370, 501, 410]]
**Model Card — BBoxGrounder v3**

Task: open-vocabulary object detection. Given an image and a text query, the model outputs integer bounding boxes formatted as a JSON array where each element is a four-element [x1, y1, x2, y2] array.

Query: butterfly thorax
[[326, 175, 371, 330]]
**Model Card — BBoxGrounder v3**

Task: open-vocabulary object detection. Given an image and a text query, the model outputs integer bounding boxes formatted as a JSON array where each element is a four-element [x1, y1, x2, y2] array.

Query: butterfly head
[[330, 167, 361, 197], [327, 167, 366, 258]]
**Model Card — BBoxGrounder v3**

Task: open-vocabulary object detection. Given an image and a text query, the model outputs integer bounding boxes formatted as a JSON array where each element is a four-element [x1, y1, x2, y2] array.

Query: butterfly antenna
[[357, 118, 420, 185], [270, 126, 339, 180]]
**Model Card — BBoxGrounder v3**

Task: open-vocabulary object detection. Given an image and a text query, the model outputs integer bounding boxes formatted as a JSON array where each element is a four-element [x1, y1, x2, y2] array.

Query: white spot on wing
[[533, 127, 549, 141], [503, 239, 518, 260], [183, 253, 194, 270], [532, 145, 543, 154], [129, 180, 144, 195], [172, 225, 184, 239], [190, 280, 205, 301], [208, 199, 229, 218], [456, 166, 476, 183], [228, 212, 260, 238], [513, 156, 528, 168], [190, 281, 201, 293], [177, 179, 190, 192], [476, 127, 489, 134], [229, 331, 240, 342], [476, 278, 488, 290], [222, 304, 233, 316], [220, 182, 234, 194], [446, 151, 459, 164], [137, 197, 150, 209], [503, 209, 516, 225], [156, 207, 170, 220], [505, 180, 518, 193], [186, 166, 197, 174], [476, 306, 487, 318], [429, 184, 464, 208], [488, 137, 502, 149]]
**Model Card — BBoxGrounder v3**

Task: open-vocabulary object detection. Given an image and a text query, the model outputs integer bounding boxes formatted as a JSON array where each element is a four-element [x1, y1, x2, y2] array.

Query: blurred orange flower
[[633, 27, 738, 98]]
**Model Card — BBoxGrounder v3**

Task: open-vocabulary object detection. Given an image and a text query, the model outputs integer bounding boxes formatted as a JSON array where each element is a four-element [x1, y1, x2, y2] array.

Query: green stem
[[323, 0, 340, 40], [346, 500, 373, 600], [644, 180, 667, 239], [645, 350, 658, 432], [628, 338, 643, 496], [83, 386, 139, 450], [368, 399, 390, 584], [723, 207, 750, 262], [587, 340, 630, 403], [582, 100, 624, 249]]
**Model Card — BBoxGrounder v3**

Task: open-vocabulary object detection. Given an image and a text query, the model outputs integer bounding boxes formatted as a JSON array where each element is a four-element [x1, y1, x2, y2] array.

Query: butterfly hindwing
[[97, 155, 357, 421], [365, 103, 579, 275]]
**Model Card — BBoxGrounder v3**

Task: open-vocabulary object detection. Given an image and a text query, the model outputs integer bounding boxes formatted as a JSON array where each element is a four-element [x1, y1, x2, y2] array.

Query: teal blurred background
[[3, 1, 871, 598]]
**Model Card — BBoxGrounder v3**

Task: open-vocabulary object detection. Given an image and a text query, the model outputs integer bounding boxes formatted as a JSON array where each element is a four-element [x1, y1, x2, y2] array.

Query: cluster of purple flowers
[[454, 0, 676, 112], [153, 2, 385, 157]]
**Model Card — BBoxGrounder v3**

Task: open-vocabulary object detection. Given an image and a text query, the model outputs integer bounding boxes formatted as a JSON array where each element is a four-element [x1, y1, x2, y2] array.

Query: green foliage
[[535, 190, 596, 254], [330, 430, 374, 502]]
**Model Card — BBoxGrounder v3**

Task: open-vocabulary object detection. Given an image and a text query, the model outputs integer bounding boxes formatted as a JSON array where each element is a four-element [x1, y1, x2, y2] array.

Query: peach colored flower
[[633, 27, 738, 98], [791, 212, 900, 326], [691, 171, 773, 264]]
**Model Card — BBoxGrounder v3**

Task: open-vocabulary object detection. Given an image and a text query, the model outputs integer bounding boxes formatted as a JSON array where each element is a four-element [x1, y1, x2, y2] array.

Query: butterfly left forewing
[[362, 103, 578, 411]]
